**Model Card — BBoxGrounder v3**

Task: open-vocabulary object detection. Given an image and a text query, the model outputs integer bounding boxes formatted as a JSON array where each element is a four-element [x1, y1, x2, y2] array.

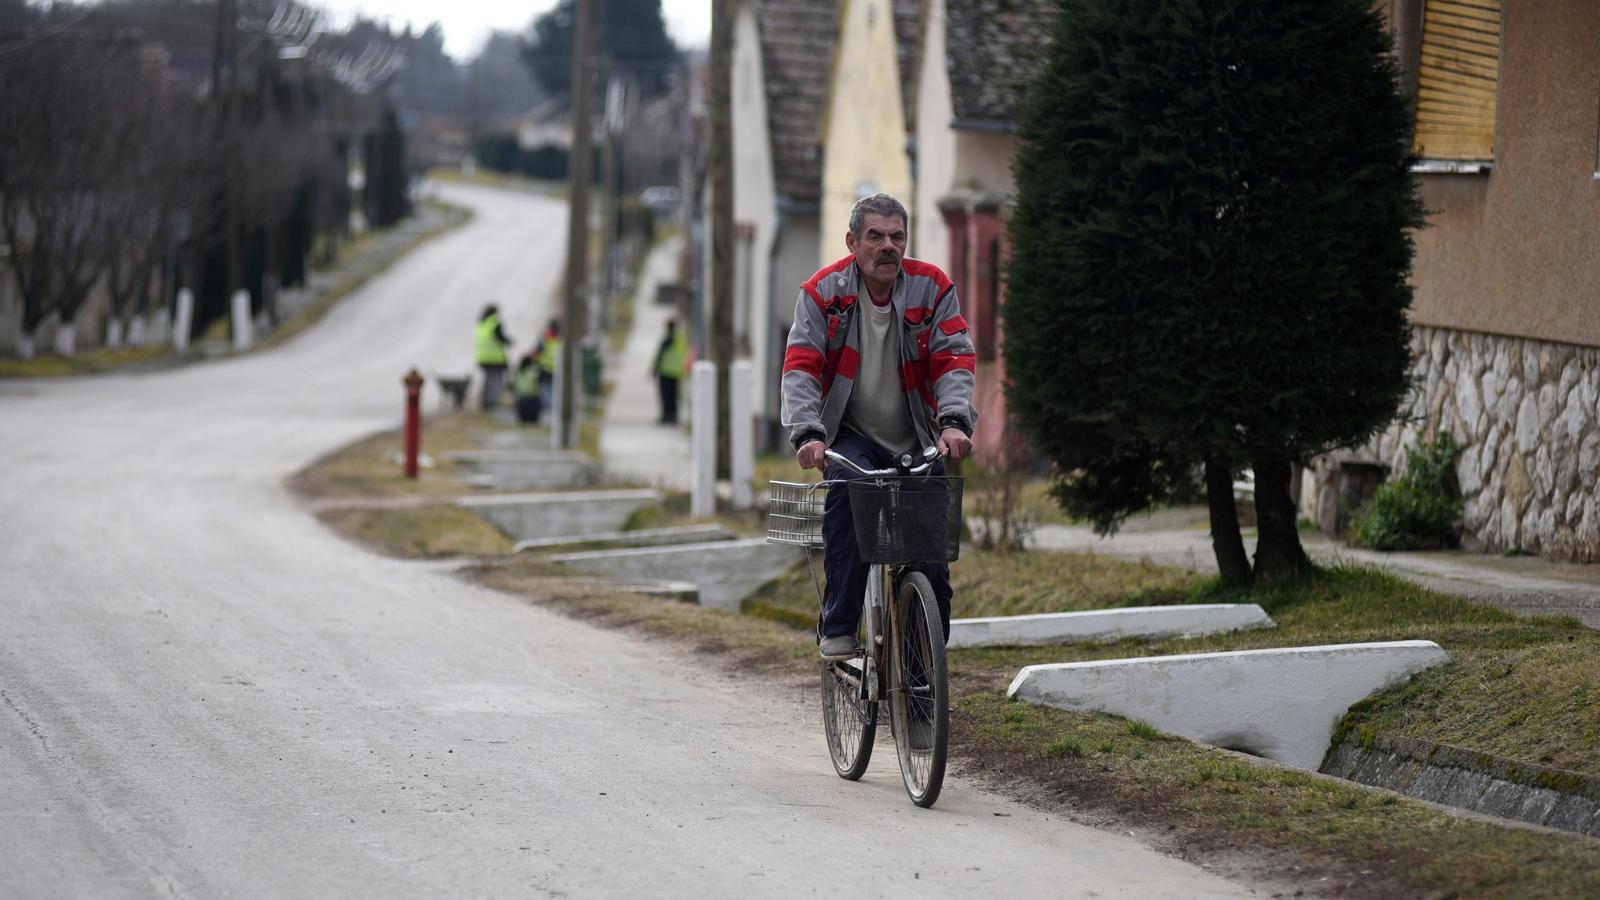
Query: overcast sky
[[318, 0, 710, 60]]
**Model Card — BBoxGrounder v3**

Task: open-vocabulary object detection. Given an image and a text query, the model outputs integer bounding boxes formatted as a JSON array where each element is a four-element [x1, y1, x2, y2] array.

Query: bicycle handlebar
[[822, 445, 941, 477]]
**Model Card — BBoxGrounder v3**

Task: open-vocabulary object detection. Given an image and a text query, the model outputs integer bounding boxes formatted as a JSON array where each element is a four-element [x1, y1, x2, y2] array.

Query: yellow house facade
[[818, 0, 918, 262]]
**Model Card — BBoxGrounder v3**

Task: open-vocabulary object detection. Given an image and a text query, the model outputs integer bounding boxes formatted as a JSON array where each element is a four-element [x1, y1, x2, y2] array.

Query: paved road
[[0, 184, 1254, 898]]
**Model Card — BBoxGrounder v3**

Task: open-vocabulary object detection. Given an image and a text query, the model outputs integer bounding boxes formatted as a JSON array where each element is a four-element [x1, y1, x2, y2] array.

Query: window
[[1412, 0, 1502, 163]]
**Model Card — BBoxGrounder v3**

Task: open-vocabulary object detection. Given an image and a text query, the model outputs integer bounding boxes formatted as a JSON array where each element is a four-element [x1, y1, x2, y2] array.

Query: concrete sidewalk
[[1024, 507, 1600, 628], [598, 235, 692, 490]]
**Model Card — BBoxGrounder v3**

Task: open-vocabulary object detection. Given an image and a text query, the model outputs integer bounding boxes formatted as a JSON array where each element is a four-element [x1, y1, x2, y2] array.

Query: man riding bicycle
[[780, 193, 979, 660]]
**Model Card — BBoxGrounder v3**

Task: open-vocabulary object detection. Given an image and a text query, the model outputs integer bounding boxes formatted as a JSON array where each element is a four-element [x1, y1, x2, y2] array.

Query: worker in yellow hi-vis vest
[[534, 319, 562, 415], [652, 318, 689, 425], [475, 304, 513, 411]]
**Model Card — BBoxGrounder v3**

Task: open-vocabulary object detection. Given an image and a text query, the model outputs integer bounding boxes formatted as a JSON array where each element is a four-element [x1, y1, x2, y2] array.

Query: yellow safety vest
[[512, 365, 540, 396], [475, 316, 507, 365], [538, 336, 562, 374], [657, 333, 688, 379]]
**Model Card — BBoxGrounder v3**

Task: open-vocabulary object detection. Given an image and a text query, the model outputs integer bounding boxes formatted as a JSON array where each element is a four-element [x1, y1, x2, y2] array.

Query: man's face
[[846, 212, 908, 287]]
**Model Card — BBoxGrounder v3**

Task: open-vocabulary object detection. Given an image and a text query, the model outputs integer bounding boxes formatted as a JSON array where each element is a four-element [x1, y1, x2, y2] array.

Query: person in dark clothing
[[652, 319, 689, 425]]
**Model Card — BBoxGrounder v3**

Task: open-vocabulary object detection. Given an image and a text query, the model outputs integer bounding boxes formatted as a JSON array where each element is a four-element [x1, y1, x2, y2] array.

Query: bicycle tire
[[821, 656, 877, 780], [888, 571, 949, 807]]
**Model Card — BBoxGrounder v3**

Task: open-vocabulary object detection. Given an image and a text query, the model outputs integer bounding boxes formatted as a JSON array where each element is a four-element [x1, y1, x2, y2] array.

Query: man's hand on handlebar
[[797, 439, 828, 471], [937, 427, 973, 462]]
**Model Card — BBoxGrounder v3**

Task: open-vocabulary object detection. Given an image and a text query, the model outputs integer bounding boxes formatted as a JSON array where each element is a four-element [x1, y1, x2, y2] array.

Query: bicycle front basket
[[846, 476, 963, 564]]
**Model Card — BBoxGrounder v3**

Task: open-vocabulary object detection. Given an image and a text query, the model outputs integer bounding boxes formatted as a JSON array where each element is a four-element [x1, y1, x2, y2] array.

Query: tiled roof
[[944, 0, 1057, 129], [755, 0, 837, 205]]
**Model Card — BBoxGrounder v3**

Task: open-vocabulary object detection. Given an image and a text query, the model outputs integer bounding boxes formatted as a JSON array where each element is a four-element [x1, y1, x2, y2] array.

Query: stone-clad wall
[[1311, 326, 1599, 562]]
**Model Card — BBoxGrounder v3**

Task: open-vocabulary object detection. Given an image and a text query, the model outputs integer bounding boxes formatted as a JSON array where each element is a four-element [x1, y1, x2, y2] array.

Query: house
[[910, 0, 1054, 464], [818, 0, 922, 259], [713, 0, 839, 450], [1308, 1, 1599, 561]]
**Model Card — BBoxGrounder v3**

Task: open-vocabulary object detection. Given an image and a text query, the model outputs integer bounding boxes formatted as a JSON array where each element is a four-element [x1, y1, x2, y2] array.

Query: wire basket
[[847, 476, 963, 564], [766, 481, 827, 549]]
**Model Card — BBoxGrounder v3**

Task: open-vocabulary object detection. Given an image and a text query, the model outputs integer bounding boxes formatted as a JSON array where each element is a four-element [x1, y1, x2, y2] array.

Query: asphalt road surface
[[1, 184, 1257, 898]]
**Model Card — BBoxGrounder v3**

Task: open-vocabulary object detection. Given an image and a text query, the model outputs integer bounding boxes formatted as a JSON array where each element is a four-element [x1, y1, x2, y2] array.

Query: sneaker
[[819, 634, 858, 659]]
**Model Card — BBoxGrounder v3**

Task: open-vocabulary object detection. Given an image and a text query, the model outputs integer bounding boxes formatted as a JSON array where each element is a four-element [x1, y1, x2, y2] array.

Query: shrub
[[1348, 434, 1462, 551]]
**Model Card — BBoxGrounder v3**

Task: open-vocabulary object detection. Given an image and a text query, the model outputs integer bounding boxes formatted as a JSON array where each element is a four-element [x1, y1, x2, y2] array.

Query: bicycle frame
[[816, 444, 940, 704]]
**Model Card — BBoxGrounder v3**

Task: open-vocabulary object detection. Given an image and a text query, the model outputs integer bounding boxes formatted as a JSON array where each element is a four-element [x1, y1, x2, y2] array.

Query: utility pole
[[599, 71, 622, 331], [709, 0, 734, 478], [561, 0, 594, 449]]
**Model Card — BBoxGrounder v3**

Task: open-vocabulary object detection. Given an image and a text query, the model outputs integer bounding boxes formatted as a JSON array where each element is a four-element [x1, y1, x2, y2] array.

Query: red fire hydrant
[[402, 368, 424, 479]]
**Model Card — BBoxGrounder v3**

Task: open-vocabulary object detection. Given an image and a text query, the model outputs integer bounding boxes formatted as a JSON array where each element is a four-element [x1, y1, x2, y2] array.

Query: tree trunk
[[55, 318, 77, 357], [1251, 455, 1312, 581], [1205, 458, 1253, 586]]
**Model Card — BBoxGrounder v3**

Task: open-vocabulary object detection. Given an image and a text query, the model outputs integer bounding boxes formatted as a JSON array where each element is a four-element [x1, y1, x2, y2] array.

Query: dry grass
[[319, 505, 512, 558]]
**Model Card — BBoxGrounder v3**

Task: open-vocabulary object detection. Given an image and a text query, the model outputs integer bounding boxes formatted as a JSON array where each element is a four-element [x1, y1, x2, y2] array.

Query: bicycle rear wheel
[[821, 655, 877, 780], [889, 571, 948, 807]]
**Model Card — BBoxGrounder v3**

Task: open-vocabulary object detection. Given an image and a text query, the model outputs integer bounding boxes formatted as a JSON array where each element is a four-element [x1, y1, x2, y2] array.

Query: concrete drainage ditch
[[1323, 731, 1600, 837], [513, 524, 737, 553], [457, 489, 659, 542], [552, 539, 805, 612], [449, 450, 597, 490]]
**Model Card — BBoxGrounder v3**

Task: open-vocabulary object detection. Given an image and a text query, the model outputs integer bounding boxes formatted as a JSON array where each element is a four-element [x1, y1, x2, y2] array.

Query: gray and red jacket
[[780, 255, 978, 451]]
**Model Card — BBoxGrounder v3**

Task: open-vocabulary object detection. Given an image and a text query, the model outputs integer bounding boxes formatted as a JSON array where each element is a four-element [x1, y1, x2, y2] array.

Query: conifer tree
[[1004, 0, 1423, 583]]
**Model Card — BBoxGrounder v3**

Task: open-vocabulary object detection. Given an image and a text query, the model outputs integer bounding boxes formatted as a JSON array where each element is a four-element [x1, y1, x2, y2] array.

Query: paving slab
[[1008, 640, 1450, 771], [948, 603, 1273, 649]]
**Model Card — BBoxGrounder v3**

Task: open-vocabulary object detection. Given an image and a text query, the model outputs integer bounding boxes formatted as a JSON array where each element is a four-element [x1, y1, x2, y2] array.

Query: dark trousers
[[480, 364, 507, 410], [515, 394, 543, 424], [658, 374, 680, 424], [821, 430, 952, 641]]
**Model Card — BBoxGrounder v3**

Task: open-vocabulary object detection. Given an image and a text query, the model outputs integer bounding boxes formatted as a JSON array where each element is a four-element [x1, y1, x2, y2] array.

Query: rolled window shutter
[[1412, 0, 1502, 161]]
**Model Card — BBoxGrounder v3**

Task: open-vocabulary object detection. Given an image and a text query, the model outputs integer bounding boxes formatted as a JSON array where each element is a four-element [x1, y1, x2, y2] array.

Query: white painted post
[[173, 288, 194, 355], [691, 360, 717, 518], [730, 359, 753, 510], [230, 289, 252, 351], [549, 345, 565, 450]]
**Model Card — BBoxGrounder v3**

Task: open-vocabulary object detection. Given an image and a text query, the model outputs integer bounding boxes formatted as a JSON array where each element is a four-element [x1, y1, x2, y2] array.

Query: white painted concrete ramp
[[949, 604, 1273, 649], [1008, 640, 1450, 770]]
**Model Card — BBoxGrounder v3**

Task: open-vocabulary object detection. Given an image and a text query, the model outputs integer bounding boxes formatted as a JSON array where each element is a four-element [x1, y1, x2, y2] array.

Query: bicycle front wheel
[[821, 655, 877, 780], [889, 571, 949, 807]]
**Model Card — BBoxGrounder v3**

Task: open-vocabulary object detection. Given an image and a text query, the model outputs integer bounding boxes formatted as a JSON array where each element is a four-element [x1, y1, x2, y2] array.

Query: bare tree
[[0, 35, 155, 357], [104, 89, 211, 346]]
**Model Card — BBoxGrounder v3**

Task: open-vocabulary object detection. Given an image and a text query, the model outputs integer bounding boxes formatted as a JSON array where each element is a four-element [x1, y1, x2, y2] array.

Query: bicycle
[[766, 446, 963, 808]]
